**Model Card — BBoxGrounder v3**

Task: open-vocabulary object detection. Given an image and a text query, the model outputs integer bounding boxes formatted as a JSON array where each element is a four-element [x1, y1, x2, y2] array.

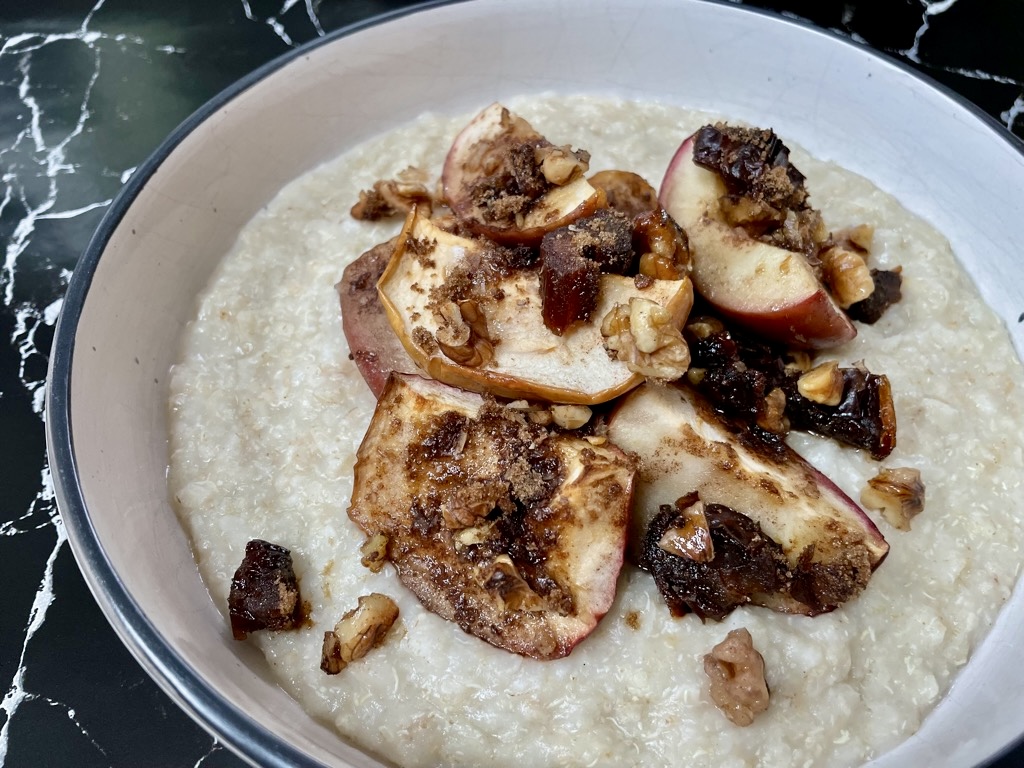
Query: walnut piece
[[535, 144, 590, 185], [435, 299, 494, 368], [657, 494, 714, 563], [482, 554, 547, 612], [550, 404, 592, 430], [821, 245, 874, 308], [321, 593, 400, 675], [797, 360, 844, 406], [588, 169, 659, 218], [601, 298, 690, 381], [756, 386, 788, 434], [861, 467, 925, 531], [359, 533, 389, 573], [634, 208, 691, 281], [703, 628, 770, 726], [351, 167, 435, 220]]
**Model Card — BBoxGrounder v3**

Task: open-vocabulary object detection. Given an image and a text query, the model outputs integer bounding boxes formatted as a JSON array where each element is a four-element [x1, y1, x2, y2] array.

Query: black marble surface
[[2, 1, 1022, 766]]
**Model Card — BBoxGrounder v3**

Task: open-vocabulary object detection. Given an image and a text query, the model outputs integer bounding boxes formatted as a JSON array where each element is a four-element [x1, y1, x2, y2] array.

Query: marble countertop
[[2, 1, 1022, 766]]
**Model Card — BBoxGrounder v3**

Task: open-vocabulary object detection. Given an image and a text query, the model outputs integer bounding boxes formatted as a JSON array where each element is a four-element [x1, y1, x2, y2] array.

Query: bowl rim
[[44, 1, 1024, 767]]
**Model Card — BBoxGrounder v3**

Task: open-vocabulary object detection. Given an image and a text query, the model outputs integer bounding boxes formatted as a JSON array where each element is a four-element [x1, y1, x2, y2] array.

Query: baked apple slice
[[659, 127, 856, 349], [337, 238, 420, 398], [377, 209, 694, 404], [348, 373, 636, 659], [607, 382, 888, 617], [442, 103, 601, 245]]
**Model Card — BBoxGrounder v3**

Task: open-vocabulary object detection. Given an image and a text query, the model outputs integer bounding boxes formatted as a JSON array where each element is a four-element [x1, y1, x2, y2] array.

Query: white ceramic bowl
[[46, 1, 1024, 766]]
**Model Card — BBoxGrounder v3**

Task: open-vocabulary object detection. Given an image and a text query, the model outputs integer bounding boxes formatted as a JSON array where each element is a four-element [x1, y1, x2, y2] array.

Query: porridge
[[167, 95, 1024, 767]]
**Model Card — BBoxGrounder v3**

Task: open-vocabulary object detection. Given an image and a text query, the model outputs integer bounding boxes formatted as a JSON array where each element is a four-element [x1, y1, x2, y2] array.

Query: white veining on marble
[[903, 0, 960, 63], [1002, 95, 1024, 133], [193, 741, 228, 767], [0, 0, 221, 761], [238, 0, 325, 48], [0, 502, 64, 764], [837, 0, 1023, 139], [1, 9, 106, 308]]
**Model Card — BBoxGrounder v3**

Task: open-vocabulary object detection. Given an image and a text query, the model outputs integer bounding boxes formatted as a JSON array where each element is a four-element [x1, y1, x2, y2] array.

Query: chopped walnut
[[657, 494, 715, 563], [685, 316, 726, 341], [321, 593, 400, 675], [718, 194, 785, 230], [703, 628, 770, 726], [528, 409, 555, 426], [434, 300, 471, 347], [784, 350, 813, 374], [634, 208, 691, 280], [861, 467, 925, 531], [797, 360, 844, 406], [601, 298, 690, 381], [835, 223, 875, 252], [535, 144, 590, 185], [483, 554, 546, 612], [435, 299, 494, 367], [821, 245, 874, 308], [453, 520, 497, 549], [756, 386, 788, 434], [351, 167, 435, 220], [359, 533, 389, 573], [550, 404, 592, 430]]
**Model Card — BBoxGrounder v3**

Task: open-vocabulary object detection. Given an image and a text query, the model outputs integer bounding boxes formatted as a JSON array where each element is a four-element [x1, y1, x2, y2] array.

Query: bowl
[[45, 0, 1024, 766]]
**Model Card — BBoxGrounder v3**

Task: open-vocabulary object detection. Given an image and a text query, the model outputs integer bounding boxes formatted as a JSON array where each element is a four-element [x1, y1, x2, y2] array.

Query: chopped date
[[847, 268, 903, 324], [228, 539, 306, 640], [782, 366, 897, 460], [691, 124, 808, 211], [640, 499, 788, 621], [538, 209, 639, 335], [539, 235, 601, 335], [686, 318, 897, 459]]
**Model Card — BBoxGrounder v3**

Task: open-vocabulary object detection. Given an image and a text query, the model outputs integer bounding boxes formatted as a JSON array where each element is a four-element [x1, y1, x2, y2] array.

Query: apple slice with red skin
[[659, 133, 856, 349], [337, 237, 421, 398], [377, 209, 694, 405], [348, 373, 636, 659], [607, 382, 888, 616], [442, 103, 601, 245]]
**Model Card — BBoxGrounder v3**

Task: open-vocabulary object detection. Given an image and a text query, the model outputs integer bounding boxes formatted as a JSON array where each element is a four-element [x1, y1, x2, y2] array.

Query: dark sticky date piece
[[640, 498, 788, 621], [782, 367, 896, 461], [543, 209, 634, 275], [847, 268, 903, 324], [641, 494, 871, 620], [692, 124, 829, 259], [538, 209, 635, 335], [686, 314, 897, 459], [228, 539, 306, 640], [691, 124, 808, 211], [539, 244, 600, 336]]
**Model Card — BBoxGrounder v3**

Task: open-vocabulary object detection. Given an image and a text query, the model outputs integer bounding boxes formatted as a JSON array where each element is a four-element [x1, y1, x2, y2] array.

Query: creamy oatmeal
[[167, 95, 1024, 767]]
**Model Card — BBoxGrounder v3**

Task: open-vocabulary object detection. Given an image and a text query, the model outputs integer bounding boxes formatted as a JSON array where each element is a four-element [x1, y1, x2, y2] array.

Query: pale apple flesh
[[348, 373, 636, 659], [376, 209, 694, 404], [607, 382, 888, 616], [441, 102, 601, 245], [659, 134, 856, 349]]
